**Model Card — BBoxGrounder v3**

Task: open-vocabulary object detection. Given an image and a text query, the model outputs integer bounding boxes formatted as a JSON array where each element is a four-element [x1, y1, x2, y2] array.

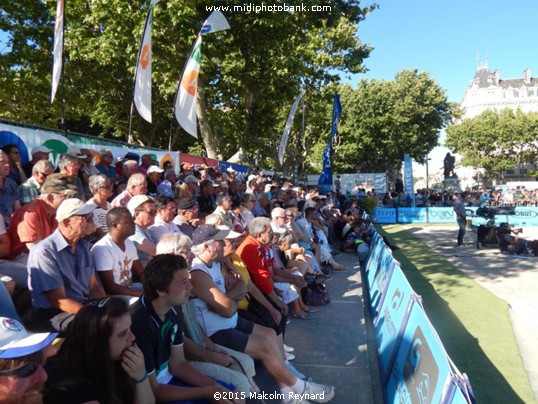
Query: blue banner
[[403, 154, 415, 207], [318, 93, 342, 193], [386, 299, 452, 404], [374, 263, 415, 381], [218, 162, 250, 182], [373, 208, 397, 223], [398, 208, 427, 223]]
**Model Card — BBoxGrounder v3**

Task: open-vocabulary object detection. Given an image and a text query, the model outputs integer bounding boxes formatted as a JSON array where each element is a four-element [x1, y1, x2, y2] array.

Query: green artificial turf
[[378, 224, 534, 404]]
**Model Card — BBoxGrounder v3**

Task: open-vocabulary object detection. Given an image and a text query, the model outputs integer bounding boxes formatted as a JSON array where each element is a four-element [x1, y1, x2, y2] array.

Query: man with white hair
[[111, 172, 147, 208], [271, 207, 287, 232], [22, 145, 52, 178], [212, 193, 234, 228], [18, 159, 54, 205], [114, 159, 139, 194], [26, 198, 106, 333], [57, 153, 85, 201]]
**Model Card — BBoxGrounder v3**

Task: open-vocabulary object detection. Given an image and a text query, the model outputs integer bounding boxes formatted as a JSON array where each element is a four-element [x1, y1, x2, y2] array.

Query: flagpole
[[60, 0, 66, 135]]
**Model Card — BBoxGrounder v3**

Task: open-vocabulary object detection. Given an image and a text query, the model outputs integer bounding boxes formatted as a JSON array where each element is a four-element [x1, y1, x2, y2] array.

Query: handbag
[[301, 278, 331, 306]]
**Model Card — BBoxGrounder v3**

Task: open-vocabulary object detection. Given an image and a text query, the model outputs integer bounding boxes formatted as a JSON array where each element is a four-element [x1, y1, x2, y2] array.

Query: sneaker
[[284, 343, 295, 353], [286, 352, 296, 361], [302, 378, 335, 403], [286, 362, 306, 380]]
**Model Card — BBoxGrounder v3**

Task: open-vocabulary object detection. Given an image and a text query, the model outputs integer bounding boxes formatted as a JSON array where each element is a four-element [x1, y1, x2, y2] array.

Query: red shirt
[[236, 234, 273, 294], [8, 199, 57, 259]]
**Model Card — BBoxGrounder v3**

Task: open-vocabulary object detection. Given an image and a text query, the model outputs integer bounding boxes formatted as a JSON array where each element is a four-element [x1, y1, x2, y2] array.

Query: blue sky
[[352, 0, 538, 103], [349, 0, 538, 172]]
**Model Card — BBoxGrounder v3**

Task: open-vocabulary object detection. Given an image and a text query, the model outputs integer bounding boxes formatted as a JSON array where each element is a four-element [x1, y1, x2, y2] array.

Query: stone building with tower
[[458, 61, 538, 183]]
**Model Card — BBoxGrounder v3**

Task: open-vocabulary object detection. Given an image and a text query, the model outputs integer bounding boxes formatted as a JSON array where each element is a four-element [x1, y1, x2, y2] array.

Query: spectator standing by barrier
[[453, 192, 468, 247]]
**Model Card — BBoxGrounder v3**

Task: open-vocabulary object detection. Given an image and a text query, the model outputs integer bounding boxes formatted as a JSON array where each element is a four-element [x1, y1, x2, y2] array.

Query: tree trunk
[[197, 78, 221, 159]]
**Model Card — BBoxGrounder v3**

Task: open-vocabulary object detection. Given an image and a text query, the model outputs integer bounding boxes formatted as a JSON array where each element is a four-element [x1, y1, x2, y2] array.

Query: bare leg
[[244, 325, 296, 387]]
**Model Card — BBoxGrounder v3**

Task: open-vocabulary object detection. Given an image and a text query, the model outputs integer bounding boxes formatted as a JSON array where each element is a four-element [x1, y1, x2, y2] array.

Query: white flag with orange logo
[[174, 35, 202, 138], [51, 0, 64, 104], [133, 1, 159, 123]]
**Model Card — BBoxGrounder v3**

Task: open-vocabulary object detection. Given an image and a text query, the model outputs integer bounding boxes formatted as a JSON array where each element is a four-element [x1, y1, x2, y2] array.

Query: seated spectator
[[26, 198, 106, 333], [131, 254, 237, 403], [95, 148, 118, 179], [127, 195, 157, 268], [252, 192, 270, 217], [114, 159, 139, 195], [230, 198, 247, 234], [137, 154, 153, 176], [271, 232, 311, 320], [147, 195, 181, 242], [156, 233, 258, 394], [44, 298, 154, 403], [22, 145, 52, 178], [0, 316, 57, 404], [241, 194, 256, 227], [8, 174, 77, 263], [213, 193, 234, 228], [0, 214, 28, 290], [0, 150, 21, 224], [173, 197, 202, 238], [498, 225, 531, 255], [91, 207, 144, 301], [18, 159, 54, 205], [219, 227, 289, 343], [58, 153, 86, 201], [157, 169, 177, 198], [175, 174, 199, 199], [190, 224, 334, 403], [146, 165, 163, 197], [112, 173, 148, 208], [85, 174, 113, 240], [2, 144, 27, 186], [197, 179, 217, 218]]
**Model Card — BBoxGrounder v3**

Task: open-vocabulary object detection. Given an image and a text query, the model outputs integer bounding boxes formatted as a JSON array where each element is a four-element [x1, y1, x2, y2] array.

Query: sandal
[[291, 312, 314, 320], [304, 307, 317, 313]]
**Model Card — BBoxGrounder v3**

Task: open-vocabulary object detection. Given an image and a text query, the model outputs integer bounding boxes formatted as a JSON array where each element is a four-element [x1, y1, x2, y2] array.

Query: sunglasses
[[0, 360, 40, 378]]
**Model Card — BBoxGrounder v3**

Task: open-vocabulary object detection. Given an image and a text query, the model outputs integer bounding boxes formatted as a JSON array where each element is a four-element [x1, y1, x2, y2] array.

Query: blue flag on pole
[[318, 93, 342, 193], [403, 154, 415, 207]]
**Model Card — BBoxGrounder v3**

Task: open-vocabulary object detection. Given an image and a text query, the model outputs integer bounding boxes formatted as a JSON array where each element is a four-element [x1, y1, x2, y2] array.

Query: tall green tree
[[1, 0, 376, 165], [445, 108, 538, 179], [307, 70, 456, 174]]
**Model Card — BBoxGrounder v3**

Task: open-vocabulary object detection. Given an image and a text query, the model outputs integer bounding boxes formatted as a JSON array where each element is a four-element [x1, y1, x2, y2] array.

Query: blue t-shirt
[[28, 229, 96, 309]]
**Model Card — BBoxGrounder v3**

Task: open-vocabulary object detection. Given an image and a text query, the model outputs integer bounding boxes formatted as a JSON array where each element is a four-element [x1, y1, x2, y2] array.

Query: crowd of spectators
[[0, 145, 373, 404], [377, 187, 538, 209]]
